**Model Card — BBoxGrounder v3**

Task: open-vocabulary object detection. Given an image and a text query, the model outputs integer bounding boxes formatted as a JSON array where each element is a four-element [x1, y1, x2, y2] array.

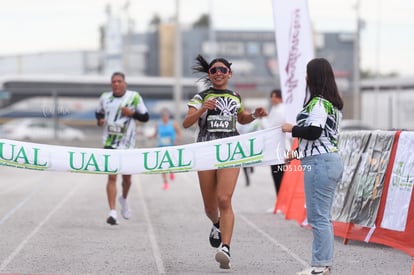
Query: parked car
[[0, 118, 85, 141]]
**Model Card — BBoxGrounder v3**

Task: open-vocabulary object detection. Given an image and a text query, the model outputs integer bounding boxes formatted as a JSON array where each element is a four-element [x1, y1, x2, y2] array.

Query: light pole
[[208, 0, 216, 59], [174, 0, 183, 122], [123, 0, 131, 74]]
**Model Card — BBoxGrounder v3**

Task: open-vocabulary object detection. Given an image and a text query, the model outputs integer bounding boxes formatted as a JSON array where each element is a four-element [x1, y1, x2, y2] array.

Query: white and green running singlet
[[96, 90, 148, 149], [187, 88, 245, 142]]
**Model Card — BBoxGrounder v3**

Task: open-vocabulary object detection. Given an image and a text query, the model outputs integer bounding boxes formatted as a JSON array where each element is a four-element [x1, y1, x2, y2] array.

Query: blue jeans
[[301, 152, 343, 267]]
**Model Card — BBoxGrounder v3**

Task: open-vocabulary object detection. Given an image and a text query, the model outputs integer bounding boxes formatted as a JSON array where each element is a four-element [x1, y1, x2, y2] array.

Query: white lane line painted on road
[[0, 182, 43, 225], [135, 183, 166, 275], [239, 214, 308, 267], [0, 181, 83, 271]]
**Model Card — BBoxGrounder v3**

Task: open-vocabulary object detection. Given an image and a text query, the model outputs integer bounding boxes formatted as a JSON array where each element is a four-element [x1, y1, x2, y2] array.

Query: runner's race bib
[[159, 137, 173, 146], [107, 124, 125, 135], [207, 115, 236, 132]]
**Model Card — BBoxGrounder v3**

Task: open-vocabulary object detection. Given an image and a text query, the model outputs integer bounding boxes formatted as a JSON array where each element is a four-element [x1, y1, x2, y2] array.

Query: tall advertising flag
[[272, 0, 314, 124]]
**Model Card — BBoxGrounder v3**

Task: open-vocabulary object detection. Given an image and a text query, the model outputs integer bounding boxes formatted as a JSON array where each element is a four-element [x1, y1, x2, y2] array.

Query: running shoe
[[296, 266, 331, 275], [162, 182, 169, 190], [209, 225, 221, 248], [118, 195, 131, 219], [215, 245, 231, 269], [169, 173, 175, 180], [106, 216, 118, 225]]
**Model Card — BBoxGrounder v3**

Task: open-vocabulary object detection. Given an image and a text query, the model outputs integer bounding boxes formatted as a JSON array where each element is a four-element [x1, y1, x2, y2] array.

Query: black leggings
[[243, 167, 254, 186], [270, 164, 285, 195]]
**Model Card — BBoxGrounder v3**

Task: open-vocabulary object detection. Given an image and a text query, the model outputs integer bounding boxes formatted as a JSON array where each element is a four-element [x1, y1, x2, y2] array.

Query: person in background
[[261, 89, 290, 210], [182, 54, 267, 269], [153, 107, 182, 190], [236, 106, 261, 186], [282, 58, 344, 275], [95, 71, 150, 225]]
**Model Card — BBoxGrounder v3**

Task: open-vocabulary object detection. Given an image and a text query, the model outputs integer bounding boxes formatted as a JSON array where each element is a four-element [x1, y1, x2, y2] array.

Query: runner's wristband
[[132, 111, 149, 122], [95, 112, 105, 120]]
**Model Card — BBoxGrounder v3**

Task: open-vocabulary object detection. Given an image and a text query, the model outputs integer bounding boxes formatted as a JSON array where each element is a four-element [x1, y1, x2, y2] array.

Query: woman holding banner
[[282, 58, 344, 275], [182, 54, 267, 269]]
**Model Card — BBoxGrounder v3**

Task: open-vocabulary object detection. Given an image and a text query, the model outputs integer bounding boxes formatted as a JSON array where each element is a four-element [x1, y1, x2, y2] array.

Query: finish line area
[[0, 165, 411, 274]]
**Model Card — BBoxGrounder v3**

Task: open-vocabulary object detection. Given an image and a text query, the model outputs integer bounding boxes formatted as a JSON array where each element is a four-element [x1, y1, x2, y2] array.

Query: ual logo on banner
[[0, 142, 48, 170], [214, 138, 264, 169], [142, 148, 192, 174]]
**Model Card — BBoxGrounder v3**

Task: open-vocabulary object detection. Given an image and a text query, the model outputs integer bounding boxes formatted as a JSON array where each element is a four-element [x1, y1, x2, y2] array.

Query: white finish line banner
[[0, 127, 285, 175]]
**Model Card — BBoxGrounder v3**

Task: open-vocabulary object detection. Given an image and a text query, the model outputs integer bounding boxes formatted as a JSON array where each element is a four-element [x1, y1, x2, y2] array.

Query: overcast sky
[[0, 0, 413, 76]]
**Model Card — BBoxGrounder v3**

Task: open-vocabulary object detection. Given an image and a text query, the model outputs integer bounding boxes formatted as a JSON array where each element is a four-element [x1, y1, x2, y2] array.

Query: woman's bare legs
[[197, 168, 239, 246]]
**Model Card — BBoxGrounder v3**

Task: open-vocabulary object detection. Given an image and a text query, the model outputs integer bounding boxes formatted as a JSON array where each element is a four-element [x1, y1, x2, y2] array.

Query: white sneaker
[[215, 245, 231, 269], [118, 196, 131, 219], [296, 266, 331, 275]]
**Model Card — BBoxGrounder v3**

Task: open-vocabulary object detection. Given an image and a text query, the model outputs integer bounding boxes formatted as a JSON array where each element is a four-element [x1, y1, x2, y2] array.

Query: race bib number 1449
[[207, 115, 235, 132]]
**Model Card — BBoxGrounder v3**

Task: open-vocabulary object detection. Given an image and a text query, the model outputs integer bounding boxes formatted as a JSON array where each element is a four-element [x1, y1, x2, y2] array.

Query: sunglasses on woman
[[209, 66, 229, 74]]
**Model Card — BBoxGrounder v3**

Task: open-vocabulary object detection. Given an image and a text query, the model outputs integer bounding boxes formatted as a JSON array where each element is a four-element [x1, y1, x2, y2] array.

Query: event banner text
[[0, 127, 285, 175]]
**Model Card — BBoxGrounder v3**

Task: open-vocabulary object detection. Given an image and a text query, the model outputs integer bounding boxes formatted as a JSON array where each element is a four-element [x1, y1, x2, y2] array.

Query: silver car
[[0, 118, 85, 141]]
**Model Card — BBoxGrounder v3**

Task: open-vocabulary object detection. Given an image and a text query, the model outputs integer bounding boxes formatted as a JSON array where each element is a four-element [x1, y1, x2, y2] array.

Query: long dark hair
[[192, 54, 232, 85], [304, 58, 343, 110]]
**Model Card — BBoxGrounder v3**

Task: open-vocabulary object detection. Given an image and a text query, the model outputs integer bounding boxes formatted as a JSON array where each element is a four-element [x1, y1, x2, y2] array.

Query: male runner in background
[[96, 72, 149, 225]]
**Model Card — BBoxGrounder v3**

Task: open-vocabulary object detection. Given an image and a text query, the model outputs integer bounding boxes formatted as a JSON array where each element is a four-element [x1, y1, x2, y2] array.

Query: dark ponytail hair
[[305, 58, 343, 110], [192, 54, 232, 85]]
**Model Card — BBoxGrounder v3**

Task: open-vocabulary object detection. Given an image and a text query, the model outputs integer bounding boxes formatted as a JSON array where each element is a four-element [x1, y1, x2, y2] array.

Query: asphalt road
[[0, 160, 413, 275]]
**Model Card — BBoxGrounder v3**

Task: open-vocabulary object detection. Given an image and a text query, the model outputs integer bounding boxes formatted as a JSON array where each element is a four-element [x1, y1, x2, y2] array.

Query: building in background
[[0, 24, 356, 117], [0, 51, 102, 75], [360, 77, 414, 130]]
